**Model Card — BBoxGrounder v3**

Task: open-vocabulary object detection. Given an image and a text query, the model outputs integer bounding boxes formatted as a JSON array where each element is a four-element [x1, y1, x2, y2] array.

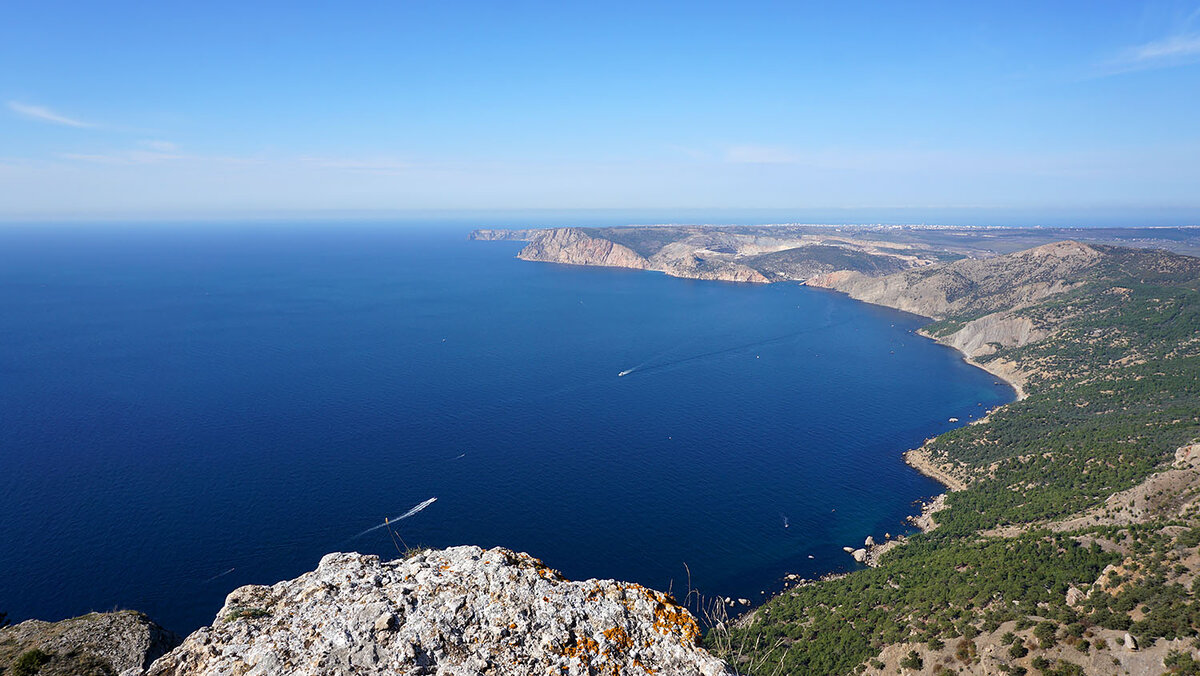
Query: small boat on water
[[618, 369, 634, 377]]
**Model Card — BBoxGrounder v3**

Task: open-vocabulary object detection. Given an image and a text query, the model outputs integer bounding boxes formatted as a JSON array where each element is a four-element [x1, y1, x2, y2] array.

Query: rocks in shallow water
[[864, 536, 876, 547], [0, 610, 179, 676], [147, 546, 731, 676], [851, 548, 868, 563]]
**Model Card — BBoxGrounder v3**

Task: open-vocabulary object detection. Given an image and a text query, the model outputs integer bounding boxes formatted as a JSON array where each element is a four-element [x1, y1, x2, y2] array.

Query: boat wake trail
[[621, 320, 848, 378], [350, 497, 438, 540], [203, 567, 236, 583]]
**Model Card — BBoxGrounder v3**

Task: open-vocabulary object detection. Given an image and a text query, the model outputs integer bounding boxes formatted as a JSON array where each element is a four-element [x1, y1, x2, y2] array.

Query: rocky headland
[[470, 225, 940, 284], [470, 224, 1200, 287], [17, 546, 726, 676]]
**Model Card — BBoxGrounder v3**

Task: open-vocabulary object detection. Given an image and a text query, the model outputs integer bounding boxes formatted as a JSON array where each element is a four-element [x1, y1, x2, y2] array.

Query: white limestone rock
[[146, 546, 731, 676]]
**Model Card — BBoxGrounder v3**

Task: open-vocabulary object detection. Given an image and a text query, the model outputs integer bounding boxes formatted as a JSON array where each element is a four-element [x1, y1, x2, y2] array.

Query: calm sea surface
[[0, 224, 1011, 632]]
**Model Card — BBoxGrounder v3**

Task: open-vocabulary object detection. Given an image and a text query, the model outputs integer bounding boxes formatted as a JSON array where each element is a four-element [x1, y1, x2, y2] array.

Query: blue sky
[[2, 1, 1200, 221]]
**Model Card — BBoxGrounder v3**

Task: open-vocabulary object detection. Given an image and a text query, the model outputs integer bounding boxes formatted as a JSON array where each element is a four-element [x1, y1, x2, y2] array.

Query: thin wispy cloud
[[1126, 32, 1200, 62], [1100, 31, 1200, 76], [8, 101, 96, 128]]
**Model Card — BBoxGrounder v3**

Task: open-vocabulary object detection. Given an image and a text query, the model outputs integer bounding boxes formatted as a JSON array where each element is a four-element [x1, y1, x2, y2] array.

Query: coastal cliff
[[470, 225, 941, 284], [805, 241, 1107, 393], [145, 546, 730, 676], [516, 227, 652, 272], [805, 240, 1101, 321], [470, 224, 1200, 287]]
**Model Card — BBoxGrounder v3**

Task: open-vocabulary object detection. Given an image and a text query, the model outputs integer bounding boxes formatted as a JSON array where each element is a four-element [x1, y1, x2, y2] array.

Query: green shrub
[[1034, 621, 1058, 648], [12, 649, 52, 676], [223, 606, 269, 622], [1165, 649, 1200, 675]]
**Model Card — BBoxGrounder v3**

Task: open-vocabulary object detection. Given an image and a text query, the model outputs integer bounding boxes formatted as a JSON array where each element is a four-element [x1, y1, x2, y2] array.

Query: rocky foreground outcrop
[[0, 610, 179, 676], [147, 546, 731, 676]]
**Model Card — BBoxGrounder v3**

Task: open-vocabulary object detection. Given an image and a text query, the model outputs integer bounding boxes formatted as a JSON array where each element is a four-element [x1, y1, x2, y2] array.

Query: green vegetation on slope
[[714, 535, 1116, 674], [714, 244, 1200, 675]]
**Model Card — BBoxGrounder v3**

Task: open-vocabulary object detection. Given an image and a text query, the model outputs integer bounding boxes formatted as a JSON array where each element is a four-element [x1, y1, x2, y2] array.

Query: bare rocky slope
[[805, 240, 1102, 321], [145, 546, 730, 676], [805, 240, 1108, 395], [0, 610, 179, 676], [470, 224, 1200, 285], [514, 227, 655, 274], [471, 226, 941, 283]]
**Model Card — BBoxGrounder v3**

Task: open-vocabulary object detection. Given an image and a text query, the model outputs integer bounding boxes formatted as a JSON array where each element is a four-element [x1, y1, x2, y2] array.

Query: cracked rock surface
[[147, 546, 732, 676]]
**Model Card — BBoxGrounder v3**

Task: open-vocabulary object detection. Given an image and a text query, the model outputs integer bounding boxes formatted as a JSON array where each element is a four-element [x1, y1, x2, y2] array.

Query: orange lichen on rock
[[560, 634, 601, 663], [601, 626, 636, 654], [651, 601, 701, 645]]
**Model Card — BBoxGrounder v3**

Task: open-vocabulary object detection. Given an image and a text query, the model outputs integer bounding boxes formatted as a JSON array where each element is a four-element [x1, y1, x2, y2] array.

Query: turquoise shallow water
[[0, 224, 1011, 632]]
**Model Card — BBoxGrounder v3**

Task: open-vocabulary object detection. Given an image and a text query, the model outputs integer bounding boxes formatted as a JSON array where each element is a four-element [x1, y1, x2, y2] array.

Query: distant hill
[[470, 224, 1200, 285]]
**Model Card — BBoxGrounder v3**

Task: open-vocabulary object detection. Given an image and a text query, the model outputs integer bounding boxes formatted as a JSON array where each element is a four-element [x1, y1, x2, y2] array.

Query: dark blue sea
[[0, 224, 1012, 633]]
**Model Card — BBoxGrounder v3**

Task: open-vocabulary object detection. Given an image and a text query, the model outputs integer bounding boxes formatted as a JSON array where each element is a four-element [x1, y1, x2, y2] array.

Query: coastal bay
[[0, 224, 1009, 634]]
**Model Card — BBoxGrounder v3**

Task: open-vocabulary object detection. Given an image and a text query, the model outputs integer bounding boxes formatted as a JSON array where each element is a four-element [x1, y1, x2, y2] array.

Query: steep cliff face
[[518, 228, 652, 271], [0, 611, 179, 676], [806, 241, 1110, 398], [147, 547, 730, 676], [806, 241, 1102, 320], [939, 313, 1047, 359], [473, 226, 939, 284]]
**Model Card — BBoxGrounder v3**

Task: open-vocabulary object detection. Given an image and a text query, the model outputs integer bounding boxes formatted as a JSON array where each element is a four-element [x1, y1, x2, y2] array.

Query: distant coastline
[[475, 224, 1032, 563], [475, 225, 1062, 559]]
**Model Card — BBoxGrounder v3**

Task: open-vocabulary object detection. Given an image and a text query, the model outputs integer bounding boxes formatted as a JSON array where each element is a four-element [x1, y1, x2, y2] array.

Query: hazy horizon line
[[0, 205, 1198, 230]]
